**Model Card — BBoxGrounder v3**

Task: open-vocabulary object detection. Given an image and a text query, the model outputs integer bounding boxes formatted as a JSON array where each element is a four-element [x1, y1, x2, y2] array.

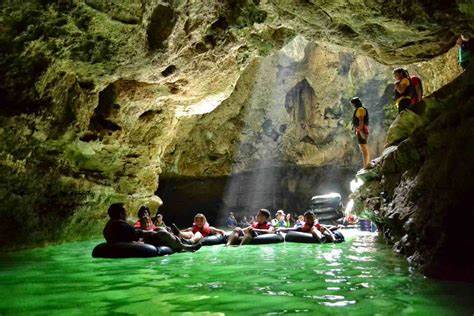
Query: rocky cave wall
[[0, 0, 472, 248], [351, 67, 474, 282]]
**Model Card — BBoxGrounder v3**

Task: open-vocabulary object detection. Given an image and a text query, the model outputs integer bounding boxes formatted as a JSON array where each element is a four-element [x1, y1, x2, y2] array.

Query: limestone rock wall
[[161, 38, 395, 178]]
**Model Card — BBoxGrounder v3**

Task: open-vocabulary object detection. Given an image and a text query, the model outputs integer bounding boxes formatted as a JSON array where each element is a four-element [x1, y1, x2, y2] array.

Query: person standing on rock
[[351, 97, 370, 169], [457, 34, 473, 71]]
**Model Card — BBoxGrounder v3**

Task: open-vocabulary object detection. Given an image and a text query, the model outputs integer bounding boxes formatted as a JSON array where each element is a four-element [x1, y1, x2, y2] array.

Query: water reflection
[[1, 230, 473, 315]]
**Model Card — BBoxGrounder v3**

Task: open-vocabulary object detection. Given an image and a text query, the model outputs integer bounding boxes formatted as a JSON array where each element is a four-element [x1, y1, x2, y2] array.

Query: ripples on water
[[0, 230, 473, 315]]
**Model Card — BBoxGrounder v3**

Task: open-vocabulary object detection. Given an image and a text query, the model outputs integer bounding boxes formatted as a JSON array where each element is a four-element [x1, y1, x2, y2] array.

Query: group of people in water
[[226, 209, 340, 245], [103, 203, 341, 252], [226, 210, 305, 230], [351, 34, 473, 169]]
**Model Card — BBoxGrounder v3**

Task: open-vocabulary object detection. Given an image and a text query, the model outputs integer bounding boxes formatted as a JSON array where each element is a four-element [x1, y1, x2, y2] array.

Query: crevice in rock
[[335, 23, 358, 39], [88, 83, 122, 134], [211, 16, 229, 31], [284, 79, 315, 122], [161, 65, 177, 77], [138, 109, 162, 121], [204, 34, 217, 48], [79, 131, 99, 142], [147, 4, 177, 50]]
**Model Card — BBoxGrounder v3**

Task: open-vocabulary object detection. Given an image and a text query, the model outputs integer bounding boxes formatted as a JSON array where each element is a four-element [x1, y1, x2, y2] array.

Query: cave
[[1, 0, 473, 314], [157, 165, 354, 227]]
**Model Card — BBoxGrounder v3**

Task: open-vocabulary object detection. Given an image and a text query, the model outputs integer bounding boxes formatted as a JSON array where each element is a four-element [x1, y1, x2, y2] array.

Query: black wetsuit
[[103, 219, 139, 243]]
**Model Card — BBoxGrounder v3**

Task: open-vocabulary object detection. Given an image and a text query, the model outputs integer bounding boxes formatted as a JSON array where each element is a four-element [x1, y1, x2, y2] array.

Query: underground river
[[0, 230, 473, 315]]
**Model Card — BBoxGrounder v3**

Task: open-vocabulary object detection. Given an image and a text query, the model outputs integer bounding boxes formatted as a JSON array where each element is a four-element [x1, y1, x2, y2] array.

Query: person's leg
[[398, 99, 410, 113], [324, 231, 336, 242], [359, 143, 370, 168], [180, 231, 194, 240], [240, 228, 254, 245], [145, 230, 201, 252], [190, 231, 203, 244], [311, 227, 324, 241], [226, 228, 242, 246]]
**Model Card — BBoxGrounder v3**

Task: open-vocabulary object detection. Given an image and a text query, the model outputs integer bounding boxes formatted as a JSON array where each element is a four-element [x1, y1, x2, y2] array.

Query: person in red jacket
[[172, 213, 225, 244], [133, 206, 157, 231], [298, 211, 336, 242], [226, 209, 274, 246], [103, 203, 201, 252], [277, 211, 336, 242]]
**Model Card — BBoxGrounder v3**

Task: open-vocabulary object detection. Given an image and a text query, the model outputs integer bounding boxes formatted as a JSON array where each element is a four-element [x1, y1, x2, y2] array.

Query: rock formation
[[351, 67, 474, 282]]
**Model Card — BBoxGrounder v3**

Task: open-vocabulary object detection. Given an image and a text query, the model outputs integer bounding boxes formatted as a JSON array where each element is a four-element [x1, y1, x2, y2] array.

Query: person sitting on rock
[[226, 209, 274, 246], [133, 206, 157, 231], [393, 68, 415, 113], [103, 203, 201, 252], [410, 74, 423, 105], [171, 213, 225, 244], [351, 97, 371, 169], [277, 211, 336, 242], [271, 210, 287, 228]]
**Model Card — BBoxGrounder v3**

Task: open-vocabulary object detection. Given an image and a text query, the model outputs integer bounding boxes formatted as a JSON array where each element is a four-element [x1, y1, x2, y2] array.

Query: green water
[[0, 230, 473, 315]]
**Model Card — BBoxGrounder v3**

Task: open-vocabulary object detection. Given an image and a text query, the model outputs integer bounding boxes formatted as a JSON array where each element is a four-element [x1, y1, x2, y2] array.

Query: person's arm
[[252, 226, 275, 234], [180, 227, 192, 232], [415, 85, 422, 101], [276, 227, 298, 232], [395, 78, 409, 94], [310, 226, 323, 239], [209, 226, 225, 235], [327, 225, 340, 231], [319, 225, 336, 239]]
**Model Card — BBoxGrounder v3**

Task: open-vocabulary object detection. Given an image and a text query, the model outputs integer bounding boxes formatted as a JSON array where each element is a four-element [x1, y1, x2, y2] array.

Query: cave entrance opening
[[157, 166, 354, 227]]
